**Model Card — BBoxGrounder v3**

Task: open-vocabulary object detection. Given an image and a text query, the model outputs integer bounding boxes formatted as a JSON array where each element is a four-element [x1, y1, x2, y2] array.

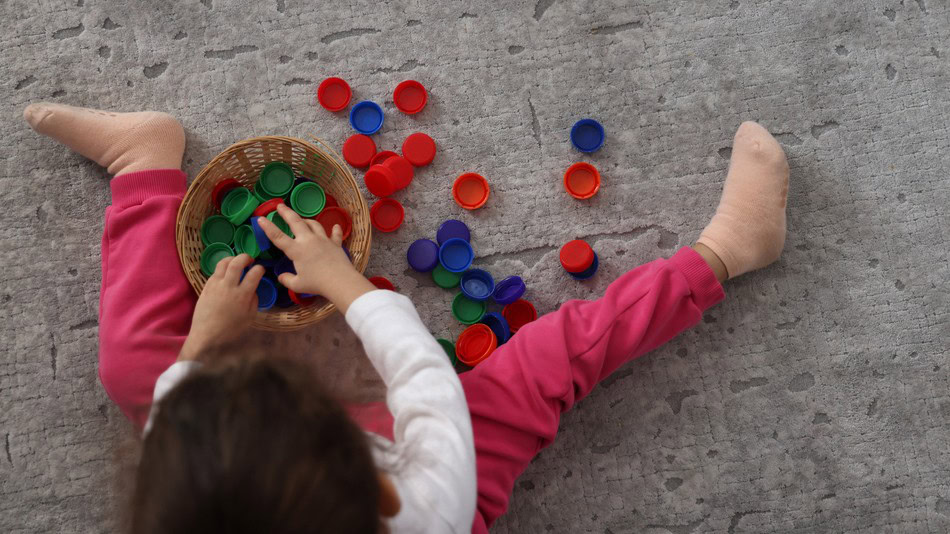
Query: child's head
[[131, 355, 386, 534]]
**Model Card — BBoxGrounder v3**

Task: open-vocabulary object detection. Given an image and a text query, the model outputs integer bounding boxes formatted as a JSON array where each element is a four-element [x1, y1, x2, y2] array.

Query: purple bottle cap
[[492, 276, 526, 305], [275, 256, 296, 277], [275, 286, 294, 308], [407, 239, 440, 272], [436, 219, 471, 245]]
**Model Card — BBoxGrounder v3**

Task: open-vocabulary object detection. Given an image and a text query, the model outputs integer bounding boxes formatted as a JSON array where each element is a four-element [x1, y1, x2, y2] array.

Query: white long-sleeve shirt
[[144, 290, 477, 533]]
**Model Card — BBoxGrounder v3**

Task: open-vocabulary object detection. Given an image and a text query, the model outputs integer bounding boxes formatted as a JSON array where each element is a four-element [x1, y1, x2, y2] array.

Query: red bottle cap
[[559, 240, 595, 273], [563, 162, 601, 199], [323, 193, 339, 209], [402, 132, 436, 167], [452, 173, 490, 210], [315, 206, 353, 240], [317, 77, 352, 112], [364, 164, 398, 197], [456, 323, 498, 366], [342, 134, 377, 168], [370, 150, 398, 167], [370, 198, 404, 232], [252, 197, 284, 217], [211, 178, 241, 209], [382, 155, 414, 190], [368, 276, 396, 291], [502, 299, 537, 333], [393, 80, 428, 114], [288, 289, 319, 307]]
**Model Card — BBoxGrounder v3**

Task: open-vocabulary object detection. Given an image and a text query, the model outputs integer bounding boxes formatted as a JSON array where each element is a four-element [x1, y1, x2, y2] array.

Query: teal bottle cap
[[290, 181, 326, 218], [437, 338, 458, 366], [221, 187, 259, 225], [259, 162, 295, 197], [200, 215, 235, 246], [232, 224, 261, 258], [452, 292, 486, 324], [200, 243, 235, 277], [266, 211, 294, 238], [432, 264, 461, 289]]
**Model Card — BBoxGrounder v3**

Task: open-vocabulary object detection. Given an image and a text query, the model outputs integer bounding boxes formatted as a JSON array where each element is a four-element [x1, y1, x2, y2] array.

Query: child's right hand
[[257, 203, 376, 314]]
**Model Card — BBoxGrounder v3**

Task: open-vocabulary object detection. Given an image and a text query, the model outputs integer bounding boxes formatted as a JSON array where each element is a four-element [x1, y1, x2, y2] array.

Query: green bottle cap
[[259, 162, 295, 198], [200, 215, 235, 246], [200, 243, 235, 276], [221, 187, 259, 225], [452, 292, 486, 324], [289, 181, 326, 218], [252, 181, 273, 203], [432, 264, 461, 289], [437, 338, 458, 366], [232, 225, 261, 258], [266, 211, 294, 238]]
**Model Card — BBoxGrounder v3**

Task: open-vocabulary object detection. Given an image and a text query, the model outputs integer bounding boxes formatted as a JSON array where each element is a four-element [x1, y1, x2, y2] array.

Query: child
[[23, 102, 789, 534]]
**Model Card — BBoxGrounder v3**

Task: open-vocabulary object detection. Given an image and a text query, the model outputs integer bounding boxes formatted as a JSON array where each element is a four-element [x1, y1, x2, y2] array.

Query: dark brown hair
[[130, 355, 382, 534]]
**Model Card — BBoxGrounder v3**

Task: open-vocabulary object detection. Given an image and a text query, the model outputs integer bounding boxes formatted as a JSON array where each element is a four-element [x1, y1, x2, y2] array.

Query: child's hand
[[258, 204, 376, 314], [179, 254, 264, 361]]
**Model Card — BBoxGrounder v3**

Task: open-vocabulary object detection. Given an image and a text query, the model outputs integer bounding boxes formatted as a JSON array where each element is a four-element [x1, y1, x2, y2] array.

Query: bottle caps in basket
[[370, 150, 398, 167], [349, 101, 384, 135], [343, 134, 377, 168], [233, 225, 261, 258], [452, 173, 490, 210], [432, 264, 462, 289], [452, 292, 487, 325], [290, 182, 326, 218], [564, 162, 601, 200], [407, 239, 440, 272], [436, 219, 470, 245], [479, 311, 511, 344], [253, 198, 284, 217], [315, 207, 352, 240], [211, 178, 241, 209], [200, 215, 235, 246], [259, 162, 295, 198], [250, 216, 271, 251], [324, 192, 339, 209], [570, 118, 605, 153], [221, 187, 260, 225], [288, 289, 318, 307], [492, 275, 526, 305], [402, 133, 436, 167], [393, 80, 428, 114], [365, 164, 398, 197], [460, 269, 495, 301], [382, 155, 414, 190], [503, 299, 537, 333], [317, 77, 352, 112], [439, 238, 474, 273], [266, 211, 294, 238], [370, 198, 404, 232], [200, 243, 235, 277], [369, 276, 396, 291], [456, 323, 497, 366], [256, 277, 278, 311], [559, 239, 595, 273]]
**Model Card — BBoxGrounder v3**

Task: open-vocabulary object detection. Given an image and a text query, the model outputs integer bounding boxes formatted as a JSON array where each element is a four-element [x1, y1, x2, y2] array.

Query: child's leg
[[25, 103, 190, 428]]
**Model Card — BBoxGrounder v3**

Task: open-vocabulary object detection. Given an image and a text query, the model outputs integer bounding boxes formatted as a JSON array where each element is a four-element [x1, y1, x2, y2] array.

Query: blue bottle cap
[[570, 119, 605, 153], [407, 239, 440, 272], [274, 286, 294, 308], [569, 251, 599, 280], [256, 277, 278, 310], [479, 311, 511, 345], [439, 238, 474, 273], [492, 276, 526, 305], [349, 101, 384, 135], [460, 269, 495, 301], [275, 256, 296, 277], [250, 217, 271, 251], [436, 219, 471, 245]]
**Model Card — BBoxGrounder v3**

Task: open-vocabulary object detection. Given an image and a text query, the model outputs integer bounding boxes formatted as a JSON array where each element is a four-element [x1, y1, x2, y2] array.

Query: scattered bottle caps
[[437, 338, 459, 366], [456, 323, 497, 366], [570, 118, 605, 153], [342, 134, 377, 168], [407, 239, 440, 272], [289, 181, 326, 218], [436, 219, 471, 245], [370, 150, 398, 167], [211, 178, 241, 209], [349, 100, 384, 134], [259, 162, 295, 198], [432, 264, 462, 289], [393, 79, 428, 114], [479, 311, 511, 344], [200, 243, 235, 277], [402, 132, 436, 167], [560, 239, 595, 273], [315, 207, 353, 240], [369, 276, 396, 291], [256, 277, 278, 310], [382, 155, 415, 190], [452, 173, 490, 210], [370, 198, 404, 232], [364, 164, 398, 197], [452, 292, 486, 324], [460, 269, 495, 301], [201, 215, 235, 246], [317, 77, 352, 112], [439, 238, 474, 273], [221, 187, 260, 225], [569, 251, 599, 280], [492, 275, 526, 305], [502, 299, 537, 333], [563, 162, 601, 200]]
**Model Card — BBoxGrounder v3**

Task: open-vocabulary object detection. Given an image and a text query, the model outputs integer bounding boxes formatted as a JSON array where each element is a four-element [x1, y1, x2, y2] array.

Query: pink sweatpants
[[98, 170, 724, 532]]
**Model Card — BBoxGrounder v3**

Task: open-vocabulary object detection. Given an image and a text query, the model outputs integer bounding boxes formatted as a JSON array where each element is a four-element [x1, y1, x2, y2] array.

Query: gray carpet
[[2, 0, 949, 532]]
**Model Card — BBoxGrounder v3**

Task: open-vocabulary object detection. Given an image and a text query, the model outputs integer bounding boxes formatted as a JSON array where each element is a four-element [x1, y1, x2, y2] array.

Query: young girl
[[23, 102, 789, 533]]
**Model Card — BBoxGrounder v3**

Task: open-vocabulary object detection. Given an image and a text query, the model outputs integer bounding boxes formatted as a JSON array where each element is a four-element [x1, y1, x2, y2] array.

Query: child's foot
[[23, 103, 185, 176], [696, 121, 790, 279]]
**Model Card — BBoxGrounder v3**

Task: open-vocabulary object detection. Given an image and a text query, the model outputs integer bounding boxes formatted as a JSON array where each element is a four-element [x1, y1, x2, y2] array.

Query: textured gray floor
[[2, 0, 949, 532]]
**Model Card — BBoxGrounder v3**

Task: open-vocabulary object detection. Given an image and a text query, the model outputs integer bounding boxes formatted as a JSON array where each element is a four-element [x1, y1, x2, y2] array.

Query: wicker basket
[[175, 135, 371, 331]]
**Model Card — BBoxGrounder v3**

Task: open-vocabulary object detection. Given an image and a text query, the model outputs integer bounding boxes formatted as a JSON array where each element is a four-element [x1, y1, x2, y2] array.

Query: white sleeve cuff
[[142, 360, 202, 435]]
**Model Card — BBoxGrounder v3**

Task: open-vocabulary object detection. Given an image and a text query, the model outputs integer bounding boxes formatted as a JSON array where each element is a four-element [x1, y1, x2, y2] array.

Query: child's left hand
[[179, 254, 264, 361]]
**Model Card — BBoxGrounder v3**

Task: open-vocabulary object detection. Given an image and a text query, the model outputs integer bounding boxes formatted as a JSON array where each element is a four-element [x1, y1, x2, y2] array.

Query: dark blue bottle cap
[[569, 251, 599, 280], [439, 238, 474, 273], [407, 239, 439, 272], [349, 101, 384, 135], [436, 219, 471, 245], [250, 217, 271, 251], [256, 277, 278, 310], [275, 256, 296, 277], [570, 119, 605, 153], [274, 286, 294, 308], [460, 269, 495, 301], [492, 276, 526, 305], [479, 311, 511, 345]]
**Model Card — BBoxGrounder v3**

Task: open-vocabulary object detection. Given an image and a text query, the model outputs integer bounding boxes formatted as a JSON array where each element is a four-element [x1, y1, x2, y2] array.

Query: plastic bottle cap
[[211, 178, 241, 209], [252, 183, 272, 203], [369, 276, 396, 291], [452, 292, 487, 325], [432, 264, 462, 289], [569, 251, 599, 280], [370, 150, 398, 167], [201, 215, 235, 246], [370, 198, 404, 232], [317, 77, 352, 112], [200, 243, 235, 277], [570, 119, 605, 152], [436, 219, 471, 245], [274, 256, 296, 277], [402, 132, 436, 166], [250, 216, 271, 251], [407, 239, 440, 272], [253, 198, 284, 217], [256, 277, 278, 310], [290, 182, 326, 218], [437, 338, 458, 366], [393, 80, 428, 114], [564, 162, 601, 199], [343, 134, 377, 168], [288, 289, 319, 307], [439, 238, 474, 273], [364, 164, 398, 197], [560, 240, 595, 273], [266, 211, 294, 238], [381, 155, 414, 190], [315, 207, 353, 240], [479, 311, 511, 344], [275, 286, 294, 308], [492, 276, 526, 305], [349, 101, 384, 134], [221, 187, 260, 225], [324, 193, 339, 209], [502, 299, 537, 333], [456, 323, 498, 366], [460, 269, 495, 301], [452, 173, 490, 210], [259, 162, 295, 197], [233, 225, 261, 258]]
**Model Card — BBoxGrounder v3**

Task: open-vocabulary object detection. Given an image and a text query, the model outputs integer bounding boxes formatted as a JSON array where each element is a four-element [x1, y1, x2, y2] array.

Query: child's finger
[[276, 204, 312, 238], [257, 216, 295, 251], [277, 272, 304, 292], [211, 256, 233, 279], [223, 254, 253, 284], [238, 264, 266, 292], [330, 224, 343, 246], [305, 218, 326, 237]]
